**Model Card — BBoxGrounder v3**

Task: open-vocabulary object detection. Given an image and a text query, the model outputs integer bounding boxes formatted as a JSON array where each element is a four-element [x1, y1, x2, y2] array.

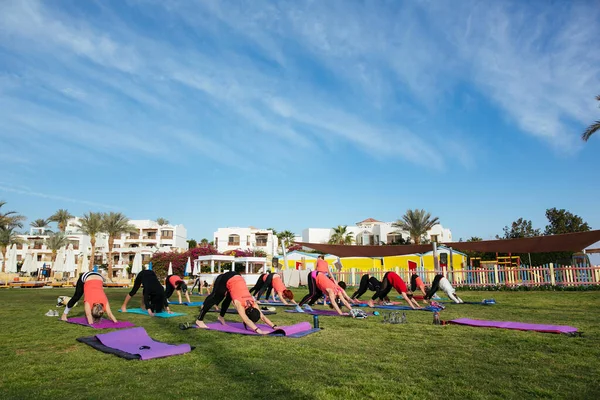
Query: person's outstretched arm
[[177, 290, 183, 304], [260, 312, 276, 329], [84, 302, 94, 325], [233, 303, 267, 335], [185, 290, 192, 303], [105, 303, 118, 323], [326, 289, 345, 316], [401, 292, 419, 309]]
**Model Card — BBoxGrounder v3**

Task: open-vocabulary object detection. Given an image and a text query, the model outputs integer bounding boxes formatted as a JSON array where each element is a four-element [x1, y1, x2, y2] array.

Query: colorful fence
[[334, 264, 600, 288]]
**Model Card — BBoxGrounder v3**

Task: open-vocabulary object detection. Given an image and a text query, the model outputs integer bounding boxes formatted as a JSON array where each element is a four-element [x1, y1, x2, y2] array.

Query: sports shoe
[[45, 310, 55, 317], [294, 305, 304, 313], [302, 304, 313, 312]]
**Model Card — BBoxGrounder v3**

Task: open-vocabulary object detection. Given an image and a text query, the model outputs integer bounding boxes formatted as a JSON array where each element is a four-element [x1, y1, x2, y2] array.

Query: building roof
[[356, 218, 383, 224]]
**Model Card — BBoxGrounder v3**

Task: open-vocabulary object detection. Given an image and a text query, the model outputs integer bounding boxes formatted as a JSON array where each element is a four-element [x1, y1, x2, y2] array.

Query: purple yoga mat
[[67, 317, 135, 329], [204, 321, 314, 336], [96, 327, 192, 360], [449, 318, 578, 334], [286, 309, 349, 317]]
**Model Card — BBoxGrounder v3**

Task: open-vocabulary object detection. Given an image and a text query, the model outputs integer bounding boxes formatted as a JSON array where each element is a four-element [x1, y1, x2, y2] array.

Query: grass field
[[1, 288, 599, 400]]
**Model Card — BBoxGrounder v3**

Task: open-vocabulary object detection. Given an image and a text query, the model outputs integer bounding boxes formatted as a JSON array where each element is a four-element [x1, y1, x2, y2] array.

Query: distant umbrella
[[185, 257, 191, 276], [168, 262, 173, 276]]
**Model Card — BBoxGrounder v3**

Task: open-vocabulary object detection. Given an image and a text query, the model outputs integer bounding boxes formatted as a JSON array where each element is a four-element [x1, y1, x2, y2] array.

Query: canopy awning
[[296, 230, 600, 257]]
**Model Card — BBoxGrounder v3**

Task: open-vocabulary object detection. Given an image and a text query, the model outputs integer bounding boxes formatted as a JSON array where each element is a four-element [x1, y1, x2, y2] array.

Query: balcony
[[256, 242, 268, 247], [228, 241, 240, 246]]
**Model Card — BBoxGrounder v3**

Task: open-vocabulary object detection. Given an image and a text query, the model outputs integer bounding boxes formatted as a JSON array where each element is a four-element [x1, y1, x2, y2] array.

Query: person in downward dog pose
[[368, 272, 421, 309], [165, 274, 192, 304], [60, 271, 118, 324], [120, 269, 172, 316], [424, 274, 464, 304], [315, 273, 356, 316], [195, 271, 277, 334], [298, 255, 331, 307], [351, 274, 382, 300], [256, 273, 298, 306]]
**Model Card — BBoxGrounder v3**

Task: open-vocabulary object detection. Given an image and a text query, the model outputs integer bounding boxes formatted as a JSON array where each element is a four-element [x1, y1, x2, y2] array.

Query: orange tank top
[[315, 259, 329, 273], [226, 275, 255, 305], [84, 280, 108, 309], [415, 276, 426, 292], [169, 275, 183, 287], [316, 273, 337, 293], [272, 274, 286, 293]]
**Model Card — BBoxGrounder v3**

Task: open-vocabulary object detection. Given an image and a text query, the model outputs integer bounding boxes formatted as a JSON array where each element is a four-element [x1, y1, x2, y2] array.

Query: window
[[228, 234, 240, 246], [161, 230, 173, 238], [256, 234, 268, 247], [430, 234, 439, 243], [387, 234, 403, 244]]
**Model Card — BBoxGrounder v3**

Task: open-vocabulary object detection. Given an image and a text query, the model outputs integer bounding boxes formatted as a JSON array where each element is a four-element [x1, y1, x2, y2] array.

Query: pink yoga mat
[[96, 327, 191, 360], [449, 318, 578, 334], [67, 317, 135, 329]]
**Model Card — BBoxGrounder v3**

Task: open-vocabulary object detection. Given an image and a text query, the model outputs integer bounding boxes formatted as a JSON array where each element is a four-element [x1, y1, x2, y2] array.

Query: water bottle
[[313, 314, 319, 329], [402, 312, 407, 324], [433, 311, 440, 325]]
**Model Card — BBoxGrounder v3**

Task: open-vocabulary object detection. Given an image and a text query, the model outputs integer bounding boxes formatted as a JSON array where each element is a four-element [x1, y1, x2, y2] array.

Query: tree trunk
[[51, 250, 57, 279], [1, 248, 6, 273], [59, 222, 66, 232], [107, 236, 114, 281], [88, 237, 96, 272]]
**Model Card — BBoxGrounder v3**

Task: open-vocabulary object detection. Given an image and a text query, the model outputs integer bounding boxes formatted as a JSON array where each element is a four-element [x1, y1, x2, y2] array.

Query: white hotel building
[[213, 227, 279, 255], [10, 219, 187, 270]]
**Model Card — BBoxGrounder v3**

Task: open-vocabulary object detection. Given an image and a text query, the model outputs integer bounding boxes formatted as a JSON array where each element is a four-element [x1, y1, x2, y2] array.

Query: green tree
[[498, 218, 541, 239], [46, 232, 69, 263], [49, 209, 74, 232], [393, 209, 440, 245], [582, 95, 600, 142], [544, 208, 591, 235], [77, 212, 104, 271], [0, 201, 26, 229], [200, 238, 210, 247], [277, 230, 296, 249], [328, 225, 354, 245], [187, 239, 198, 249], [103, 212, 137, 279], [30, 218, 52, 233], [156, 217, 169, 226], [0, 227, 24, 272]]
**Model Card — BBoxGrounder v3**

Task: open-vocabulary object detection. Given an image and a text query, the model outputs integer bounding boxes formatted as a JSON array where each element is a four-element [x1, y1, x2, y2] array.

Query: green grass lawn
[[1, 288, 599, 400]]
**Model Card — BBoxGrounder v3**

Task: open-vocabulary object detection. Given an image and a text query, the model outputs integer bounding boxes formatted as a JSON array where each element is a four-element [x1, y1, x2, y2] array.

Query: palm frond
[[582, 120, 600, 142]]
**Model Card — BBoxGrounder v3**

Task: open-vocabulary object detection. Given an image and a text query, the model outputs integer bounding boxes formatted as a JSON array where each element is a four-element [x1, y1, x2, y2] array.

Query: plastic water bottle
[[313, 314, 319, 329], [433, 311, 440, 325]]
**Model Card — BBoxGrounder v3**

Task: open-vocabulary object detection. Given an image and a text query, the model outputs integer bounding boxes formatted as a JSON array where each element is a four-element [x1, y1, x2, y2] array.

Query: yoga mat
[[119, 308, 186, 318], [441, 301, 495, 305], [169, 301, 204, 307], [77, 327, 192, 360], [286, 309, 350, 317], [257, 301, 290, 307], [207, 308, 276, 315], [193, 321, 319, 337], [448, 318, 579, 335], [374, 305, 441, 312], [67, 317, 135, 329]]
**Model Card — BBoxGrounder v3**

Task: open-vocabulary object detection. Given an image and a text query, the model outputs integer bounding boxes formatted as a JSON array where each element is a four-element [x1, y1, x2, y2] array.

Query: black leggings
[[197, 272, 238, 321], [299, 272, 323, 306], [249, 274, 267, 297], [256, 274, 274, 300], [372, 272, 394, 301], [351, 275, 381, 299], [66, 272, 103, 308], [410, 274, 419, 292], [424, 274, 443, 300]]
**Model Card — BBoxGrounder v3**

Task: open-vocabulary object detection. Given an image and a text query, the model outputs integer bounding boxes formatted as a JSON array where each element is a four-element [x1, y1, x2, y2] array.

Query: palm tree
[[49, 209, 74, 232], [277, 230, 296, 249], [582, 95, 600, 142], [156, 217, 169, 226], [0, 201, 26, 229], [328, 225, 354, 245], [103, 212, 137, 279], [200, 238, 209, 247], [77, 212, 104, 271], [0, 227, 24, 272], [30, 218, 52, 234], [393, 209, 440, 245], [46, 232, 69, 263]]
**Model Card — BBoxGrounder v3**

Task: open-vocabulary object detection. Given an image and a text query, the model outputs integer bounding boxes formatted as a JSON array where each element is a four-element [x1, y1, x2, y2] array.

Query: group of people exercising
[[60, 255, 462, 333]]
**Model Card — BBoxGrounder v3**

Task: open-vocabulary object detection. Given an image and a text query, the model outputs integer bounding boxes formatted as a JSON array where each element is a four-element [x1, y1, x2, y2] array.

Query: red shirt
[[169, 275, 183, 287], [226, 275, 255, 306], [387, 272, 407, 293], [84, 280, 108, 309], [315, 259, 329, 273]]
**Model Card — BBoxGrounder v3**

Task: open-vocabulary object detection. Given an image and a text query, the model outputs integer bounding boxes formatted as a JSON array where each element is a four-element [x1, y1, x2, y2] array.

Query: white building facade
[[10, 219, 187, 271], [213, 227, 279, 256], [301, 218, 452, 245]]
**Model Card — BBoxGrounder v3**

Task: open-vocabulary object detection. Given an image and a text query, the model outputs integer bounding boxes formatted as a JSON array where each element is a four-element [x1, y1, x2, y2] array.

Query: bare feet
[[195, 320, 208, 329], [367, 300, 375, 308], [217, 315, 226, 325], [60, 314, 68, 322]]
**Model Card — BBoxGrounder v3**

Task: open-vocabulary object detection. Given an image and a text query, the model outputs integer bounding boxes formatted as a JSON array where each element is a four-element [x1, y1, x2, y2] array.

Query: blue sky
[[1, 0, 599, 242]]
